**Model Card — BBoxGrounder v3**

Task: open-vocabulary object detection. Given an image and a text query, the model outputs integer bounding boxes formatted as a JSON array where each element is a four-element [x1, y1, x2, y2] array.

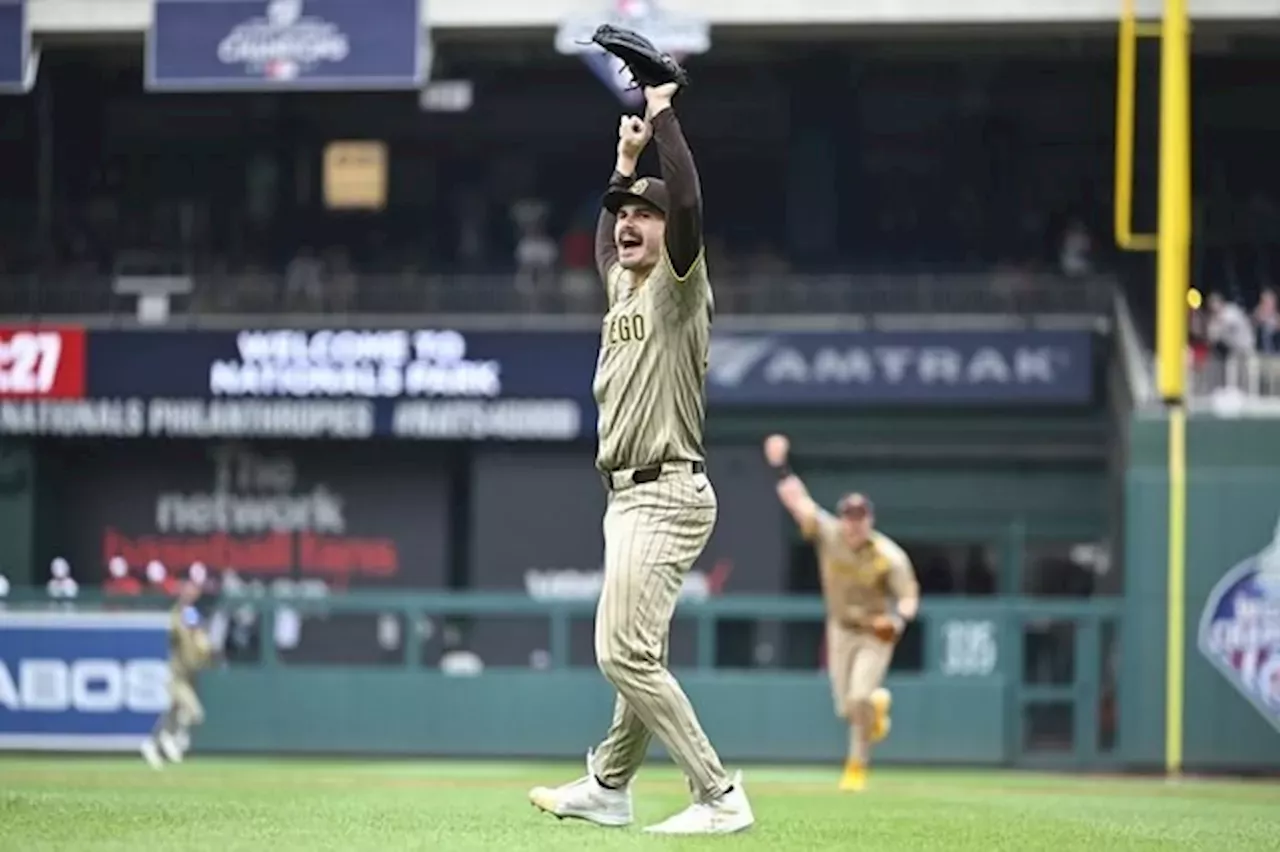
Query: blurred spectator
[[514, 220, 558, 311], [105, 556, 143, 596], [559, 220, 597, 313], [325, 247, 357, 313], [1206, 292, 1256, 357], [1206, 291, 1257, 393], [47, 557, 79, 599], [1255, 288, 1279, 354], [1059, 219, 1093, 278], [284, 247, 325, 310]]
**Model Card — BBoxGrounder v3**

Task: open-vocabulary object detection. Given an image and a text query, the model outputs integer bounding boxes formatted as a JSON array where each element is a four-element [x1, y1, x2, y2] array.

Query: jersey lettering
[[606, 313, 647, 347]]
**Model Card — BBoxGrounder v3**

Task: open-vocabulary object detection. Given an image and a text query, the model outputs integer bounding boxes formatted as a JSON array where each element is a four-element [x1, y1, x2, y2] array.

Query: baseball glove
[[869, 614, 903, 643], [590, 24, 690, 90]]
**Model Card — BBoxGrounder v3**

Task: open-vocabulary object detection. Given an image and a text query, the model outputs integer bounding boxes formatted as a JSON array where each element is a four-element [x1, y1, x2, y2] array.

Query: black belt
[[604, 460, 705, 491]]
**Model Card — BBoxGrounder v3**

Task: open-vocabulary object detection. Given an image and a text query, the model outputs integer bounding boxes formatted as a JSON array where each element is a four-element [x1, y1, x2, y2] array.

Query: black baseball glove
[[590, 24, 690, 90]]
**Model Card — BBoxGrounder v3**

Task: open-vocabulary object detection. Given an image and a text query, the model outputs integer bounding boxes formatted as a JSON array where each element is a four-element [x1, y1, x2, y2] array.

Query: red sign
[[0, 327, 86, 398]]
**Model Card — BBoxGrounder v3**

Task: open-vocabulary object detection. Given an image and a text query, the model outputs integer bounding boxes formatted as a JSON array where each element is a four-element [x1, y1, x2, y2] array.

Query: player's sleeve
[[596, 170, 634, 299], [651, 109, 704, 283], [885, 541, 921, 600], [802, 507, 837, 544]]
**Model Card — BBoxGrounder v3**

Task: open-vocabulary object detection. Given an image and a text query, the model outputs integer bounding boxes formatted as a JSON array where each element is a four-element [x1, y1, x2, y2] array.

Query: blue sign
[[147, 0, 425, 92], [0, 1, 36, 93], [0, 611, 171, 751], [705, 330, 1094, 406], [1199, 515, 1280, 733], [58, 327, 597, 441]]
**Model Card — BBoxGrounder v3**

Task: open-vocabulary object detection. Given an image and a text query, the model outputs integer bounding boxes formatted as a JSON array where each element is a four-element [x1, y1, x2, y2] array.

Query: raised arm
[[596, 116, 651, 283], [645, 85, 703, 279], [763, 434, 822, 539]]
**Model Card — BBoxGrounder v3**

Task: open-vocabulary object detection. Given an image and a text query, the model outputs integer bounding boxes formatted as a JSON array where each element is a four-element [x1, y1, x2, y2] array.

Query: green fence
[[6, 591, 1120, 766], [1122, 414, 1280, 771]]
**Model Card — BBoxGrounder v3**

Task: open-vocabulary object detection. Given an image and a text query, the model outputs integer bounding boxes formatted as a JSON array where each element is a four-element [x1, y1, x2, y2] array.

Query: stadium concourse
[[0, 0, 1278, 847]]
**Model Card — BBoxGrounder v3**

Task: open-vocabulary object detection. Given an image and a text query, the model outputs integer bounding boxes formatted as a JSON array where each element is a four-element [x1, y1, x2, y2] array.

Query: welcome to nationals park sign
[[0, 324, 1095, 441], [0, 326, 593, 441]]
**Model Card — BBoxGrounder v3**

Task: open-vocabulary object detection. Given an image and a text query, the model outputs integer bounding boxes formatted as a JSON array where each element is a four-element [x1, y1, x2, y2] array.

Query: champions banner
[[0, 611, 171, 751], [146, 0, 425, 92], [0, 0, 36, 93]]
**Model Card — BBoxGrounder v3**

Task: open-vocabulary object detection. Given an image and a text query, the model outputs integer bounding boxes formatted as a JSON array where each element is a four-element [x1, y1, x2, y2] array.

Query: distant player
[[141, 580, 213, 770], [528, 81, 754, 835], [763, 434, 920, 791]]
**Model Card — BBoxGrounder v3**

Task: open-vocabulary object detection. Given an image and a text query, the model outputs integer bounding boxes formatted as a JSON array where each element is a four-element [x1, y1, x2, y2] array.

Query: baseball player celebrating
[[764, 434, 920, 791], [527, 77, 754, 834]]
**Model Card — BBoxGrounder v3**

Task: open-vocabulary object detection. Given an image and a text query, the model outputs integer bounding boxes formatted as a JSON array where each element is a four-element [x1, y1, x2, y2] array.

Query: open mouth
[[618, 234, 642, 250]]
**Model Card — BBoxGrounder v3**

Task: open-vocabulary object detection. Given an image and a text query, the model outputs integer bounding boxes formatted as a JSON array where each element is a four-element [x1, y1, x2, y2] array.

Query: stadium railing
[[1, 588, 1120, 673], [0, 590, 1123, 764], [0, 271, 1117, 324]]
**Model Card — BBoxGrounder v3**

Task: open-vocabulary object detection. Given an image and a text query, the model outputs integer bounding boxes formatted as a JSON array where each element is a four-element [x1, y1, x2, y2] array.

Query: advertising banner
[[707, 329, 1094, 406], [147, 0, 425, 92], [0, 326, 592, 441], [466, 446, 786, 668], [0, 1, 35, 93], [44, 441, 452, 590], [0, 325, 1094, 441], [0, 611, 171, 751]]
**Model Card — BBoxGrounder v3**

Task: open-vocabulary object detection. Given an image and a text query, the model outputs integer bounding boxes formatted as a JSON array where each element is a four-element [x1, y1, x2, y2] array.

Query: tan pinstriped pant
[[592, 463, 731, 802], [826, 622, 893, 719]]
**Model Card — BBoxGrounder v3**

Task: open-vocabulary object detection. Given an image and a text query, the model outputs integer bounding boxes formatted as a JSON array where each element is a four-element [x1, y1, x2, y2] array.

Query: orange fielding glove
[[869, 613, 904, 643]]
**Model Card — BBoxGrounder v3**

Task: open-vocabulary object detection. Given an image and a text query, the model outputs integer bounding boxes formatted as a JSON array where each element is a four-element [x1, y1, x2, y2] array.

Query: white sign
[[940, 619, 998, 677], [211, 329, 501, 399], [0, 659, 169, 714]]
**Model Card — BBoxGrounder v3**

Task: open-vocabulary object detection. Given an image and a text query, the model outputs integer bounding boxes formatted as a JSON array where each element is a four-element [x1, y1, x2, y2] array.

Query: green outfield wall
[[1121, 414, 1280, 770]]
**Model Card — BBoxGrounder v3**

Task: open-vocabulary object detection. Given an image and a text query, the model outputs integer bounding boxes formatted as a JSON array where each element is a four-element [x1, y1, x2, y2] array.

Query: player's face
[[840, 510, 872, 545], [178, 581, 202, 605], [615, 203, 665, 270]]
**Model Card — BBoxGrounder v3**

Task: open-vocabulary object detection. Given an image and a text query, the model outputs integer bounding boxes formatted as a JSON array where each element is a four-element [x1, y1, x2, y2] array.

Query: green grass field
[[2, 756, 1278, 851]]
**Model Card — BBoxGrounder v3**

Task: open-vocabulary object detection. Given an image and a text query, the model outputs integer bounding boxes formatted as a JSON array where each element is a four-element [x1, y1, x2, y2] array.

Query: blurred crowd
[[1189, 288, 1280, 398]]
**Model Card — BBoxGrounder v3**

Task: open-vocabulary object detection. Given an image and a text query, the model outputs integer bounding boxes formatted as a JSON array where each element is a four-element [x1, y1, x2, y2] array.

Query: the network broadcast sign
[[0, 611, 171, 751], [0, 0, 35, 93], [147, 0, 426, 92], [707, 329, 1095, 406]]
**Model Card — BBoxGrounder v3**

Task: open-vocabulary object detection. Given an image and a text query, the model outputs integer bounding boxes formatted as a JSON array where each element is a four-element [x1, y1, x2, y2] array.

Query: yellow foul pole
[[1114, 0, 1191, 777], [1156, 0, 1191, 778]]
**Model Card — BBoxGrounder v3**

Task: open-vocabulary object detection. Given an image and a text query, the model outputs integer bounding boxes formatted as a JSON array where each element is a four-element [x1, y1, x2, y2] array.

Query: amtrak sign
[[706, 330, 1094, 406]]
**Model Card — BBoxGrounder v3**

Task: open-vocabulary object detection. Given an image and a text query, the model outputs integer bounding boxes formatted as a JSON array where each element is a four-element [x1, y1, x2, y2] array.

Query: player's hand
[[763, 433, 790, 468], [617, 115, 651, 160], [869, 613, 905, 643], [644, 82, 679, 117], [776, 476, 804, 505]]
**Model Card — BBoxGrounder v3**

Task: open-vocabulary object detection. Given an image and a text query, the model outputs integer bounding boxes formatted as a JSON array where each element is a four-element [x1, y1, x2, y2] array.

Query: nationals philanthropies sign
[[48, 441, 451, 588], [0, 326, 594, 441]]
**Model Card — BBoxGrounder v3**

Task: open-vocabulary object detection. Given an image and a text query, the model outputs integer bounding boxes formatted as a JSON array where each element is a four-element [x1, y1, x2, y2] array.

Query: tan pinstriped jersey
[[168, 605, 213, 681], [593, 252, 712, 473], [808, 513, 918, 628]]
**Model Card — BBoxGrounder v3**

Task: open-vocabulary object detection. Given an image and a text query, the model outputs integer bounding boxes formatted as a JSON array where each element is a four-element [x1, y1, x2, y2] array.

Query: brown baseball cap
[[837, 493, 875, 519], [603, 176, 669, 216]]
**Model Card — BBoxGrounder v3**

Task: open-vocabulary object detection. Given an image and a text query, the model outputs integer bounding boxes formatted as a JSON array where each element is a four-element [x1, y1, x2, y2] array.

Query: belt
[[603, 460, 705, 492]]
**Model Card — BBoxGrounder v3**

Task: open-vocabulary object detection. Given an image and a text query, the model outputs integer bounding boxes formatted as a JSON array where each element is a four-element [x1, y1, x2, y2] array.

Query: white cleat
[[140, 738, 165, 770], [643, 771, 755, 835], [528, 751, 633, 827], [157, 731, 183, 764]]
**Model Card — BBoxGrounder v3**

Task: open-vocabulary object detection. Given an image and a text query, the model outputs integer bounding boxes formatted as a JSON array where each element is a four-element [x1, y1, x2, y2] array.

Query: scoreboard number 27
[[0, 331, 66, 395]]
